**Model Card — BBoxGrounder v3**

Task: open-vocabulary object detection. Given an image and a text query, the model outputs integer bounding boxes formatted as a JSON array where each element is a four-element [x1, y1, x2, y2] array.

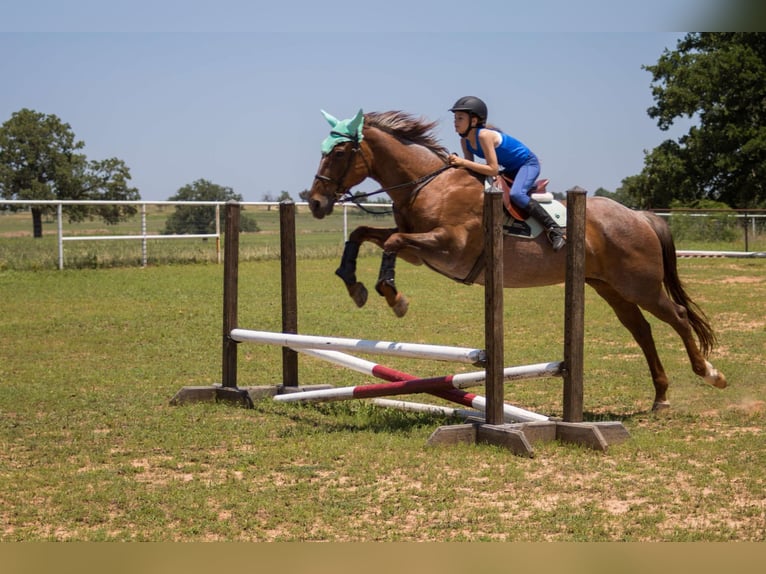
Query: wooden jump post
[[171, 191, 629, 455]]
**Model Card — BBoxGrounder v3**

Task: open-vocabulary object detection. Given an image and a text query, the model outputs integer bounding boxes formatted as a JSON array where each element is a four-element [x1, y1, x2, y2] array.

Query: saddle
[[493, 174, 553, 221], [486, 173, 566, 239]]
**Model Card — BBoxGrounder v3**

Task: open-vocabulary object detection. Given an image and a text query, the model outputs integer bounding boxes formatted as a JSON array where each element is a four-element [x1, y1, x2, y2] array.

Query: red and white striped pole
[[278, 347, 550, 423]]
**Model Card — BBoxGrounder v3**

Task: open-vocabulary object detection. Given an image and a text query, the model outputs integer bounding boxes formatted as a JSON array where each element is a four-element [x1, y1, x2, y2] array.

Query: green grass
[[1, 247, 764, 541]]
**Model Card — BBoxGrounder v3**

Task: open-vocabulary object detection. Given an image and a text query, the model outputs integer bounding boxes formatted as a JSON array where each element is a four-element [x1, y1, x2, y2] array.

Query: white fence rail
[[3, 200, 764, 269], [0, 199, 392, 269]]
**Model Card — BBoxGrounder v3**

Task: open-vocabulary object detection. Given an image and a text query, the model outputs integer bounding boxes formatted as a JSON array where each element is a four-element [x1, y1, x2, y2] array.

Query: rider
[[448, 96, 566, 252]]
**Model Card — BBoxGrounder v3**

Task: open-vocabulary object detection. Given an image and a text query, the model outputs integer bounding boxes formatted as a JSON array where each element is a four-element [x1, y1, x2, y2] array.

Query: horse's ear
[[321, 110, 339, 128], [347, 109, 364, 139]]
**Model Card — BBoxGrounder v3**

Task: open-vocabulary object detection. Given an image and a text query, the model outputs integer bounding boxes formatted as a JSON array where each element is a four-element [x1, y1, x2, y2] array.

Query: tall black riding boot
[[526, 198, 566, 252]]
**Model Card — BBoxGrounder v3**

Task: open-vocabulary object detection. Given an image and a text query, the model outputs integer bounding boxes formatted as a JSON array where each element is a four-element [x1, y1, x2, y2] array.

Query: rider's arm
[[451, 131, 500, 176]]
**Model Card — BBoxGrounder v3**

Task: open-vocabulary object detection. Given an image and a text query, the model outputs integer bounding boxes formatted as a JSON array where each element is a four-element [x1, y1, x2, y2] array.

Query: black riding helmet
[[449, 96, 488, 123]]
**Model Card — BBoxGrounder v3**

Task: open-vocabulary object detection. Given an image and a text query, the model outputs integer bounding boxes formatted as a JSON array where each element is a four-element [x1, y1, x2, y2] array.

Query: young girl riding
[[448, 96, 566, 251]]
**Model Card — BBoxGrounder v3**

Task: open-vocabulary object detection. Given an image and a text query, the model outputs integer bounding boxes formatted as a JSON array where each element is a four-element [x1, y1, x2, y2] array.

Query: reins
[[338, 164, 453, 212], [343, 160, 485, 286]]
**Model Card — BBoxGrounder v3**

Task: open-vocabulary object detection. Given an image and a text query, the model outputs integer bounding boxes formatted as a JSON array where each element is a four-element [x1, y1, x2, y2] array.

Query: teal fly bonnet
[[320, 109, 364, 155]]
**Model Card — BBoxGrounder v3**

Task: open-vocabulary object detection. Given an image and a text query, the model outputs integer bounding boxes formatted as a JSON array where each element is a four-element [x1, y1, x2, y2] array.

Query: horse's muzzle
[[308, 195, 333, 219]]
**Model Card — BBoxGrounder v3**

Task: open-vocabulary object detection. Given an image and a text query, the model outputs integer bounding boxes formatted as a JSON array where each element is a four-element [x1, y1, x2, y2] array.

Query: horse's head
[[309, 109, 370, 219]]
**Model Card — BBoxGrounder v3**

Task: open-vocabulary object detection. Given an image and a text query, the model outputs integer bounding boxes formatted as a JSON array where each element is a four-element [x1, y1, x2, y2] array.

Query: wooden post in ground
[[554, 187, 631, 450], [563, 187, 587, 422], [484, 187, 505, 425], [169, 199, 252, 406], [280, 200, 299, 388], [222, 200, 240, 389]]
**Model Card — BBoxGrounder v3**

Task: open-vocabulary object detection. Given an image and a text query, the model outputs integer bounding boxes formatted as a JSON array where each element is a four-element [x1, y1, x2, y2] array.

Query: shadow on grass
[[274, 401, 465, 436], [259, 393, 672, 437], [581, 409, 653, 423]]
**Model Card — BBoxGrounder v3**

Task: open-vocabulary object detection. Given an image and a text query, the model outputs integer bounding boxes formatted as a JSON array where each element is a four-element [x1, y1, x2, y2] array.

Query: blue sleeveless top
[[465, 127, 531, 172]]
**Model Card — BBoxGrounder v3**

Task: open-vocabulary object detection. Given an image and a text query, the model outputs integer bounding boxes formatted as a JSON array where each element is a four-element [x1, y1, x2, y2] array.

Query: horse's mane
[[364, 111, 450, 161]]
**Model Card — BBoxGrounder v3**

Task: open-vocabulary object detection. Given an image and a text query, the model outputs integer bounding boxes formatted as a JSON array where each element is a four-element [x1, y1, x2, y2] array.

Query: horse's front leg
[[374, 250, 409, 318], [374, 228, 454, 317], [335, 226, 397, 309], [335, 240, 368, 308]]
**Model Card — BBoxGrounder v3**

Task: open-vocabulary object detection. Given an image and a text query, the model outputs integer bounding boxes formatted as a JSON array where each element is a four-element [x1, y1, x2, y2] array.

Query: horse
[[307, 109, 727, 411]]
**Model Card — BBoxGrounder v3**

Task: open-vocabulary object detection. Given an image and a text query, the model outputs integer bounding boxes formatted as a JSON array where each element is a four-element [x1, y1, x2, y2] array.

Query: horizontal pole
[[3, 199, 395, 209], [272, 365, 558, 403], [677, 250, 766, 258], [61, 234, 218, 241], [231, 329, 487, 364], [371, 398, 484, 420], [296, 348, 561, 385], [288, 347, 550, 423]]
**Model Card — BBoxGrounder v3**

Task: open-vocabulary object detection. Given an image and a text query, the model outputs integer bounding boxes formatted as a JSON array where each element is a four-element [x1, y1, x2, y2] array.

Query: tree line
[[2, 33, 764, 238]]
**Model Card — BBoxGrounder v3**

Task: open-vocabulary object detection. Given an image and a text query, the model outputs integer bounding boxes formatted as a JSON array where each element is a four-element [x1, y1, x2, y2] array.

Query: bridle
[[313, 134, 453, 206], [313, 133, 371, 202]]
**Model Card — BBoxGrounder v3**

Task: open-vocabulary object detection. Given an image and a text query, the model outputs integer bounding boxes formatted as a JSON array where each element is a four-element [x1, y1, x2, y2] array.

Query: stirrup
[[547, 228, 566, 252]]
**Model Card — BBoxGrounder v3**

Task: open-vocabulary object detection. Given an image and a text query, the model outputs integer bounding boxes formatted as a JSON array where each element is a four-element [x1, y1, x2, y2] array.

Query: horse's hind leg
[[639, 289, 727, 390], [589, 280, 672, 410], [375, 251, 409, 318], [335, 241, 368, 308]]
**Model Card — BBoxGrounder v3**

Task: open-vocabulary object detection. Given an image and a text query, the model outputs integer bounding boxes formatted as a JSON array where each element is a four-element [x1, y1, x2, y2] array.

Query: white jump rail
[[230, 328, 487, 365]]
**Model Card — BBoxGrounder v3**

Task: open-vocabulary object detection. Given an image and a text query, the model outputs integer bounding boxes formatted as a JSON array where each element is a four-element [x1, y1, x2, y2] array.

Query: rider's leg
[[526, 199, 566, 252], [509, 155, 566, 252]]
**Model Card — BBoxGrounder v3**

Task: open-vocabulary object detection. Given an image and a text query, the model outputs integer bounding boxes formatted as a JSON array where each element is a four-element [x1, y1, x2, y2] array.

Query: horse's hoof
[[704, 361, 727, 389], [392, 294, 409, 318], [652, 401, 671, 412], [349, 282, 368, 308]]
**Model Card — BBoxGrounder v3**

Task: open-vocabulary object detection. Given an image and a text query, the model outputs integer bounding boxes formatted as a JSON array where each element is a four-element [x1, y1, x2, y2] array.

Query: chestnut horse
[[308, 109, 727, 410]]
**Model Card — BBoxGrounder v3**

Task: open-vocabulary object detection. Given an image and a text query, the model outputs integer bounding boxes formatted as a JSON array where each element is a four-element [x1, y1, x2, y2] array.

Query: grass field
[[1, 223, 764, 541]]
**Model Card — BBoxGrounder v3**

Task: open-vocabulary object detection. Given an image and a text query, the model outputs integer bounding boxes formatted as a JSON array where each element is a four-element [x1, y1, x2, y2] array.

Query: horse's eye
[[333, 149, 345, 159]]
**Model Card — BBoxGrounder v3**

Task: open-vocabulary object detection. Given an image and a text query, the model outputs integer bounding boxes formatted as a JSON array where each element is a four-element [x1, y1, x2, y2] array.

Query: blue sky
[[0, 2, 721, 201]]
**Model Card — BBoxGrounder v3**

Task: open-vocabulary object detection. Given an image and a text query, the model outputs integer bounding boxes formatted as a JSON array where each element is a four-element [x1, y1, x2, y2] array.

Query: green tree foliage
[[260, 191, 292, 211], [620, 33, 766, 209], [0, 108, 140, 237], [593, 186, 636, 208], [164, 179, 259, 234]]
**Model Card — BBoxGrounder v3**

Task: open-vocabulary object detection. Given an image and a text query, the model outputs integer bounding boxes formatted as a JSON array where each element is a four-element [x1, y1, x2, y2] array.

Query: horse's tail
[[642, 211, 717, 357]]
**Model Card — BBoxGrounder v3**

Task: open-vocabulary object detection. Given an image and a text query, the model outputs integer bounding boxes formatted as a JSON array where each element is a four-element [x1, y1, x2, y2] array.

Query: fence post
[[221, 200, 240, 389], [280, 200, 299, 387], [141, 204, 148, 267], [563, 187, 587, 422], [484, 187, 505, 425], [57, 203, 64, 270], [743, 211, 749, 252], [170, 199, 252, 407], [215, 204, 222, 264]]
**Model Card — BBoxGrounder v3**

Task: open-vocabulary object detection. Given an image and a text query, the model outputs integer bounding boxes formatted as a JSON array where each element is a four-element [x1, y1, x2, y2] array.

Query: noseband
[[313, 134, 371, 201]]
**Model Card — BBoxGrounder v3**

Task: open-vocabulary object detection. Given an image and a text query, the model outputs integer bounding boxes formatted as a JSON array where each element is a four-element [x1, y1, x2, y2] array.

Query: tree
[[593, 185, 641, 208], [0, 108, 140, 237], [260, 191, 292, 210], [164, 179, 259, 234], [634, 33, 766, 208]]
